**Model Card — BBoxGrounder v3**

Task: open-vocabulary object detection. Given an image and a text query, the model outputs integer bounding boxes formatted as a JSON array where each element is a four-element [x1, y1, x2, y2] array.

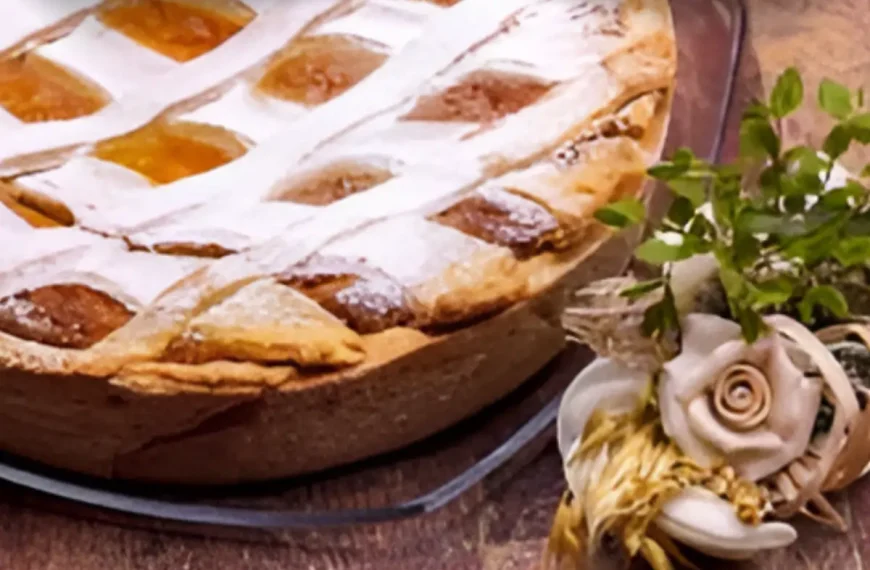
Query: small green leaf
[[798, 285, 850, 323], [822, 124, 853, 159], [635, 237, 693, 265], [732, 232, 762, 269], [740, 118, 781, 159], [687, 214, 713, 239], [667, 195, 695, 227], [648, 161, 689, 181], [714, 163, 744, 179], [672, 147, 696, 166], [833, 236, 870, 267], [594, 198, 646, 228], [769, 67, 804, 118], [822, 182, 866, 209], [620, 278, 664, 300], [661, 285, 680, 330], [792, 171, 825, 196], [846, 213, 870, 236], [785, 146, 828, 177], [711, 183, 740, 229], [782, 213, 850, 264], [819, 78, 854, 119], [758, 163, 786, 199], [784, 194, 808, 213], [641, 301, 664, 338], [736, 308, 767, 343], [848, 112, 870, 143], [735, 209, 807, 237], [859, 87, 866, 109], [743, 100, 771, 121], [718, 264, 749, 300], [668, 177, 707, 207], [641, 287, 680, 339], [751, 276, 795, 307], [862, 163, 870, 178]]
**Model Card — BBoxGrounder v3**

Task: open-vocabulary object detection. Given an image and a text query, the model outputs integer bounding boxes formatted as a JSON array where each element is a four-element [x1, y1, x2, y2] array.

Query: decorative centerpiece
[[547, 69, 870, 569]]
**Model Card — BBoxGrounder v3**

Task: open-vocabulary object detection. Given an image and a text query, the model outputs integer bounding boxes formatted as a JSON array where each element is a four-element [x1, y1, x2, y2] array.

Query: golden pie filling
[[91, 120, 249, 184], [432, 188, 569, 259], [0, 285, 133, 349], [278, 258, 420, 334], [257, 35, 389, 106], [0, 191, 67, 228], [97, 0, 255, 62], [273, 162, 394, 205], [402, 70, 554, 123], [0, 53, 110, 123]]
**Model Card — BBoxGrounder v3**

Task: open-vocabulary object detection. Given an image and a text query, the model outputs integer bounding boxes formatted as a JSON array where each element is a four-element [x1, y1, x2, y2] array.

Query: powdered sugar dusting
[[310, 0, 439, 51], [478, 185, 557, 230], [319, 215, 499, 287], [0, 0, 674, 361], [195, 278, 345, 329], [0, 203, 32, 232], [280, 254, 418, 332], [36, 16, 180, 99], [0, 295, 54, 340], [0, 0, 99, 54]]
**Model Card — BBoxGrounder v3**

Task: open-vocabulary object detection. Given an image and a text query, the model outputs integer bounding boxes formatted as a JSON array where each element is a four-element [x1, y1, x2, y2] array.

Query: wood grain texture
[[2, 1, 869, 569]]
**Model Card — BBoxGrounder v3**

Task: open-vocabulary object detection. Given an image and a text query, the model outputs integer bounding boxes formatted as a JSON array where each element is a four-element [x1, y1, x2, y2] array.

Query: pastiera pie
[[0, 0, 675, 484]]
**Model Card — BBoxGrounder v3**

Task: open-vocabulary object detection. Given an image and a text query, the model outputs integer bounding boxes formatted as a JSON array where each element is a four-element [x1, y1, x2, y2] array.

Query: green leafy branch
[[595, 68, 870, 343]]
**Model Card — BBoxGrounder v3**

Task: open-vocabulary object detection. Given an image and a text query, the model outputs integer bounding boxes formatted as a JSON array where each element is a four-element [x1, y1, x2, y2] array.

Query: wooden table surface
[[3, 2, 870, 569]]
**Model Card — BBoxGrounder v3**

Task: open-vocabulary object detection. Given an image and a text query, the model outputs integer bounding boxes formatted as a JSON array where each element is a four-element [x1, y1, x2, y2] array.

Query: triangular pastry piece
[[162, 278, 365, 367]]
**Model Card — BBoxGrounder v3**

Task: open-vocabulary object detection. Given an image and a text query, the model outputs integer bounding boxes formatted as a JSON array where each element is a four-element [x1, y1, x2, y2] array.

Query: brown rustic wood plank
[[1, 1, 868, 569]]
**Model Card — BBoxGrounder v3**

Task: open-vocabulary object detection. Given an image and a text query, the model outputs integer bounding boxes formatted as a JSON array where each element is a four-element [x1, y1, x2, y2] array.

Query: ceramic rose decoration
[[547, 69, 870, 570], [659, 314, 824, 483]]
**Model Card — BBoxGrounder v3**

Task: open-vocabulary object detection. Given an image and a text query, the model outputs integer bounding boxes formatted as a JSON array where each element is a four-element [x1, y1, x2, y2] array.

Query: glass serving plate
[[0, 0, 747, 541]]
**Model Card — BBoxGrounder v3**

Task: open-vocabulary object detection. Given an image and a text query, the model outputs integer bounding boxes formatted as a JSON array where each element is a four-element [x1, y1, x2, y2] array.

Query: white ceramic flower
[[656, 487, 796, 561], [557, 353, 798, 560], [658, 314, 824, 481]]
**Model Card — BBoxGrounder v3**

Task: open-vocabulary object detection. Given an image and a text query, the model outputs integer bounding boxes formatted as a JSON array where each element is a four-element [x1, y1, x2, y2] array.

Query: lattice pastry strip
[[66, 212, 525, 374], [0, 0, 98, 55], [127, 201, 319, 257], [0, 227, 104, 272], [483, 91, 666, 227], [0, 0, 268, 127], [0, 201, 31, 232], [35, 16, 181, 101], [178, 0, 436, 143], [0, 229, 205, 350], [104, 14, 660, 250], [0, 1, 341, 168], [93, 53, 668, 258], [57, 0, 559, 237], [307, 94, 664, 263], [273, 2, 674, 195], [316, 215, 528, 327], [0, 243, 206, 311], [101, 158, 476, 256], [0, 230, 204, 309], [1, 0, 436, 230], [0, 188, 64, 229], [80, 154, 401, 253]]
